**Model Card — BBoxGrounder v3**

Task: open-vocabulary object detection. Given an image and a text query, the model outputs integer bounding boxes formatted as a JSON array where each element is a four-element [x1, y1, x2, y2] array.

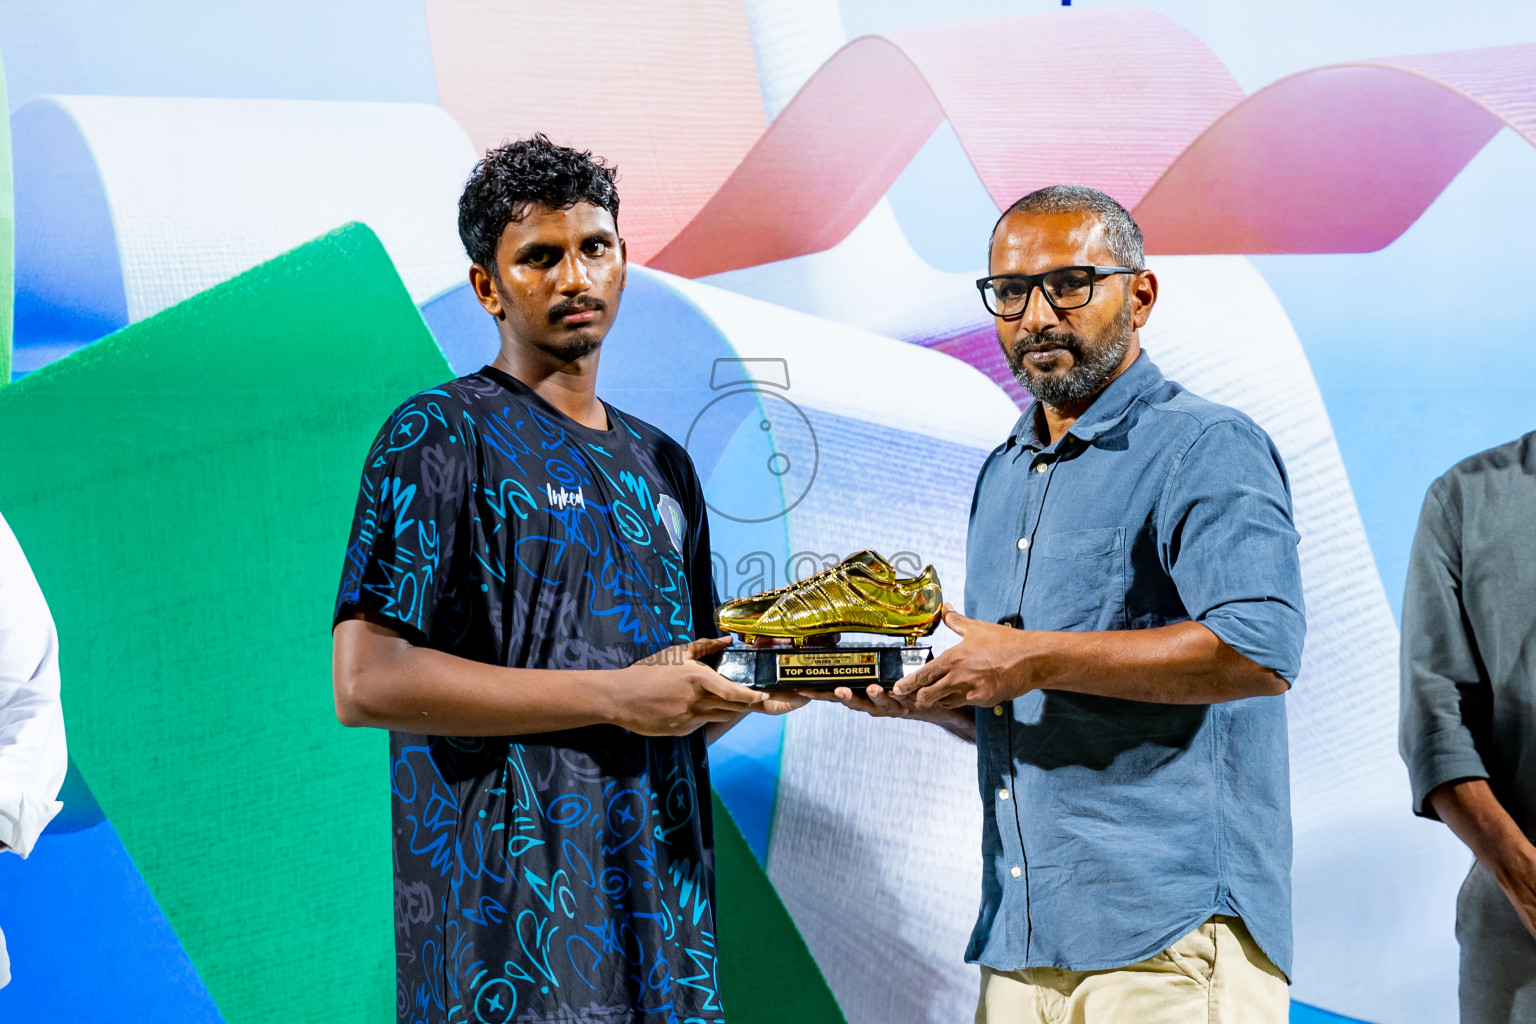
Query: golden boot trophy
[[714, 550, 942, 690]]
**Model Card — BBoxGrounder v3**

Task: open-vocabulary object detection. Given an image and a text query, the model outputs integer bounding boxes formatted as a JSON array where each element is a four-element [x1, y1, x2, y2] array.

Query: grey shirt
[[1400, 431, 1536, 833]]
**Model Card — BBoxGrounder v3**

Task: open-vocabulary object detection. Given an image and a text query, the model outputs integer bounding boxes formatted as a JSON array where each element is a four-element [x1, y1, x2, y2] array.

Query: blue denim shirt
[[963, 353, 1304, 978]]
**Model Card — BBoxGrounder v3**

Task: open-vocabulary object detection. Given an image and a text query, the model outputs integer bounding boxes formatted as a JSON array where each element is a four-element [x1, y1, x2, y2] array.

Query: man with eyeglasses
[[814, 185, 1305, 1022]]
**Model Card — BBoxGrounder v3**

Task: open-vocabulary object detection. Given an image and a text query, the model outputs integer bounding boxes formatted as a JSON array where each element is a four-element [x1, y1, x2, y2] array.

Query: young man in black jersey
[[332, 134, 800, 1024]]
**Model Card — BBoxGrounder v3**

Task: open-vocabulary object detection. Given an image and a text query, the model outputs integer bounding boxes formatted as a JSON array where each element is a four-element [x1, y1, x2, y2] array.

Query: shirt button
[[992, 705, 1004, 717], [1010, 866, 1022, 878], [999, 789, 1010, 801], [1016, 537, 1030, 550], [1034, 463, 1048, 474]]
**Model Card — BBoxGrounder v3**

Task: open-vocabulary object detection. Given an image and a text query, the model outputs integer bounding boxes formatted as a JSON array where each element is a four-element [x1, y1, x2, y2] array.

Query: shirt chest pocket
[[1025, 526, 1127, 631]]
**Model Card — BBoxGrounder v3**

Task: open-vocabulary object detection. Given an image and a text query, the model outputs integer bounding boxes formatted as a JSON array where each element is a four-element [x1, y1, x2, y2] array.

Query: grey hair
[[989, 184, 1145, 270]]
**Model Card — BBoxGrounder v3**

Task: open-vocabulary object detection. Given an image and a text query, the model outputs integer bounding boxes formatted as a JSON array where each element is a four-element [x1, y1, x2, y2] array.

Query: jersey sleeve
[[334, 391, 473, 643]]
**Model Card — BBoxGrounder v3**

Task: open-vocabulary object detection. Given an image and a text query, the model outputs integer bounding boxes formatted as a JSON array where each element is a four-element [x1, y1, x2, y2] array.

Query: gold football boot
[[717, 550, 896, 641], [726, 559, 943, 646]]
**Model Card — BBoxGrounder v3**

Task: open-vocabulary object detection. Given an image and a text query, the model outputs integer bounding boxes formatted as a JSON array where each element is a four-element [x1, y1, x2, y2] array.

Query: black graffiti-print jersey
[[335, 366, 724, 1024]]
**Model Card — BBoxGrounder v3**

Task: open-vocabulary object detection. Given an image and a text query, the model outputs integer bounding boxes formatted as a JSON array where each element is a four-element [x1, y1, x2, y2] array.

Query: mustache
[[548, 296, 606, 323], [1011, 331, 1084, 359]]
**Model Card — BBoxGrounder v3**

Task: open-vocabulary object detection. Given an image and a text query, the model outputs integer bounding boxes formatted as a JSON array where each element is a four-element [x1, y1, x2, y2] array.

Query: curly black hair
[[457, 133, 621, 272]]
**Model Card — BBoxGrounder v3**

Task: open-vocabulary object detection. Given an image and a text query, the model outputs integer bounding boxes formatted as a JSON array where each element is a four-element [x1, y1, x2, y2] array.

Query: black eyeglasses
[[976, 266, 1137, 318]]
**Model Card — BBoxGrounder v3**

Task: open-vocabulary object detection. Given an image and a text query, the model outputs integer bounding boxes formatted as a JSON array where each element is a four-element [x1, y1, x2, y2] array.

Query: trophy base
[[715, 642, 932, 691]]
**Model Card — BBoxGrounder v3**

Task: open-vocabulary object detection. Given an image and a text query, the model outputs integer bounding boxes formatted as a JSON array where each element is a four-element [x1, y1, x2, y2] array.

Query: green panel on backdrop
[[0, 223, 446, 1022], [1, 46, 13, 381], [714, 791, 847, 1024]]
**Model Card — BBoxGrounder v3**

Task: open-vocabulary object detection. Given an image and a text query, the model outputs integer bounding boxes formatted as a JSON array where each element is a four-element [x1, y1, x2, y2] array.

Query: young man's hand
[[753, 691, 810, 715], [609, 636, 766, 736]]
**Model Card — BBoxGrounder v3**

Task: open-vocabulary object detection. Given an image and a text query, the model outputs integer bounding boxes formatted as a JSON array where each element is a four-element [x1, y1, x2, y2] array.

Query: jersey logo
[[545, 483, 585, 510], [657, 493, 686, 553]]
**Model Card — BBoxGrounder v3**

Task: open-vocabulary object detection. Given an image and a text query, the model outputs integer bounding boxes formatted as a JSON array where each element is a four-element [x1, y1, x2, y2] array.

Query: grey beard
[[1010, 304, 1133, 406]]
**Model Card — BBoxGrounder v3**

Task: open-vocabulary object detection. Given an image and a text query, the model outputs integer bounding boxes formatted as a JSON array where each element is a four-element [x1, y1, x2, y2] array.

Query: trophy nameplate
[[714, 642, 931, 691]]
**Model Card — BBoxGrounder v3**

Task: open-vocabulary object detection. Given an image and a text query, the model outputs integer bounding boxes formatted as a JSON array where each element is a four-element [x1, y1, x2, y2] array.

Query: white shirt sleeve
[[0, 511, 67, 858]]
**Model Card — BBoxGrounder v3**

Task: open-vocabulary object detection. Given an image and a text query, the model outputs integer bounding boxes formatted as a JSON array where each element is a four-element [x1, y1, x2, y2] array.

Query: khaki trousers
[[975, 916, 1288, 1024]]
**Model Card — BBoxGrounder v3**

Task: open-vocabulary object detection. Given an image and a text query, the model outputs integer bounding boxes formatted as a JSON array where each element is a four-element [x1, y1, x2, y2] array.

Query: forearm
[[1429, 778, 1536, 883], [1022, 620, 1289, 704], [333, 617, 617, 735]]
